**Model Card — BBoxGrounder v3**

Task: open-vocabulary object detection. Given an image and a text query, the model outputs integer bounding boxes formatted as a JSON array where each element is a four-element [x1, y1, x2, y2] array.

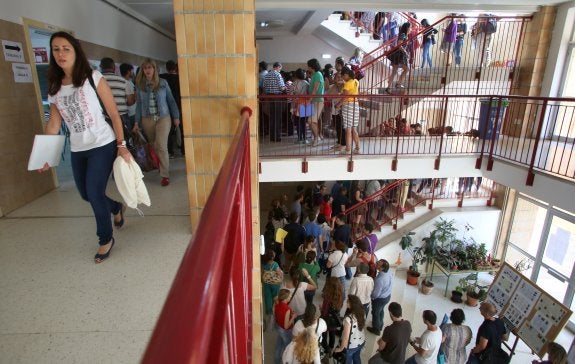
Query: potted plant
[[456, 273, 488, 306], [399, 231, 422, 285], [421, 279, 434, 295]]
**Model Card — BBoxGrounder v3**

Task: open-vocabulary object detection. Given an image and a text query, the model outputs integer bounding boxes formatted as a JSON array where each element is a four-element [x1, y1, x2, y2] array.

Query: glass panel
[[570, 298, 575, 326], [561, 45, 574, 97], [542, 216, 575, 277], [508, 198, 547, 256], [535, 266, 568, 303], [504, 245, 534, 279]]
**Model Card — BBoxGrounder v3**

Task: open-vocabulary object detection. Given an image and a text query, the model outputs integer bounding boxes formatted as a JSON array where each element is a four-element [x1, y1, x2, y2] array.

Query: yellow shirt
[[342, 79, 359, 102]]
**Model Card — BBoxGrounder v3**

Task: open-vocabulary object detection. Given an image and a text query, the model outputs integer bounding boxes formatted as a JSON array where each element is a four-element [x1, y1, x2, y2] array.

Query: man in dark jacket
[[282, 212, 306, 271]]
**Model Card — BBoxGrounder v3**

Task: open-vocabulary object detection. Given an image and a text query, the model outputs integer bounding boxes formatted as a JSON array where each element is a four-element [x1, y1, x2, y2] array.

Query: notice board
[[486, 262, 572, 358]]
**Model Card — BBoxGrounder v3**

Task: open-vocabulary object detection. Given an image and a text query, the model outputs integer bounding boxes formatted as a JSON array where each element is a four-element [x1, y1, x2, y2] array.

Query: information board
[[486, 262, 572, 358]]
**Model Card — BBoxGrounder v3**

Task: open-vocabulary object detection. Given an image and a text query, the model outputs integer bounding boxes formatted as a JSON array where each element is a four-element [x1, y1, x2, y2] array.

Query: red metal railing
[[359, 15, 531, 96], [258, 94, 575, 183], [142, 109, 253, 364]]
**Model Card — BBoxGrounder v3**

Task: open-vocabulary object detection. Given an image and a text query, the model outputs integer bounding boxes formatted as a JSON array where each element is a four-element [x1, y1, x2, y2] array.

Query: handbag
[[262, 264, 282, 285], [131, 131, 159, 172]]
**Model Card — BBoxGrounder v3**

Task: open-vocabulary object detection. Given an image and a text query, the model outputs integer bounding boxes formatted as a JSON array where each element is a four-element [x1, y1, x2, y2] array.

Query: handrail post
[[435, 96, 449, 170], [486, 96, 503, 171], [526, 100, 548, 185]]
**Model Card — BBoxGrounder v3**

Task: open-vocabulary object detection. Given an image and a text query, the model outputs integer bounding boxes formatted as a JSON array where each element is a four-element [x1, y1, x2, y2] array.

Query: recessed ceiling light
[[260, 22, 269, 28], [322, 54, 331, 59]]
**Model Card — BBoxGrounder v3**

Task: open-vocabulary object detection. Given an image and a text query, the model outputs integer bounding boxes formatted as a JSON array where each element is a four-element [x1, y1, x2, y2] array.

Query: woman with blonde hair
[[134, 58, 180, 186], [282, 328, 321, 364]]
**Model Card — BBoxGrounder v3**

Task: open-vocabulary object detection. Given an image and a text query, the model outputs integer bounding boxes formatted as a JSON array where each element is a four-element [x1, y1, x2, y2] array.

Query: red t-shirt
[[274, 301, 294, 330], [321, 202, 332, 222]]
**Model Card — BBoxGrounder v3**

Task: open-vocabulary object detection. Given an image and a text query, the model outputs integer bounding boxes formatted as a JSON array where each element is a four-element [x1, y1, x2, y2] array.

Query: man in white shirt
[[406, 310, 443, 364], [348, 262, 374, 318]]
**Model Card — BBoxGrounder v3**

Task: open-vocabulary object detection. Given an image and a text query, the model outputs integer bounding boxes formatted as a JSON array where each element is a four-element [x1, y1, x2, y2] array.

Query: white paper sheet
[[27, 135, 66, 171]]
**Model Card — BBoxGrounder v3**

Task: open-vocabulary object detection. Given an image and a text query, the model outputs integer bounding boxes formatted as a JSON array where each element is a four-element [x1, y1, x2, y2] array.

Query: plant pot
[[451, 290, 463, 303], [421, 279, 434, 295], [406, 268, 420, 286], [466, 294, 479, 307], [491, 259, 501, 268]]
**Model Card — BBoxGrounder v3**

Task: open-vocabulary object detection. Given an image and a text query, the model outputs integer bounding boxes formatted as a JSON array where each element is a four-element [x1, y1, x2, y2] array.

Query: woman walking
[[134, 58, 180, 186]]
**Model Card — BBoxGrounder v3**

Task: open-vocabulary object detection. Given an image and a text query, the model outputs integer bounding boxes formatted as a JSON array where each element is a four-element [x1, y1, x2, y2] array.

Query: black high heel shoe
[[94, 238, 115, 264], [113, 204, 125, 228]]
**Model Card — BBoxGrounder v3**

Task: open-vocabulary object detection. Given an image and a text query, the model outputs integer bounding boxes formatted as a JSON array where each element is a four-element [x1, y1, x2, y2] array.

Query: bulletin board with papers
[[486, 262, 572, 358]]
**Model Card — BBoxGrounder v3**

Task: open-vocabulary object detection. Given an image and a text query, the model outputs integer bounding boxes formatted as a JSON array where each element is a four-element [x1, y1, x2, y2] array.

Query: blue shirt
[[372, 270, 393, 299], [135, 78, 180, 122]]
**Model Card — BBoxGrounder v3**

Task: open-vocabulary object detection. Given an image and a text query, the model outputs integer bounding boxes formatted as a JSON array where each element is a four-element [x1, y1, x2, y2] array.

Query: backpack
[[482, 15, 497, 34], [359, 253, 377, 279]]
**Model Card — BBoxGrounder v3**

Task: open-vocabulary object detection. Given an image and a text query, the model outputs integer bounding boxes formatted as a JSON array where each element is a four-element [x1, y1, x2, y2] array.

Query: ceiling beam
[[293, 9, 334, 36]]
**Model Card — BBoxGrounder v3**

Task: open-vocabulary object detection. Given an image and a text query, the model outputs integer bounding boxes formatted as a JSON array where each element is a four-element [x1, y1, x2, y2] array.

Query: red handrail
[[142, 109, 253, 364]]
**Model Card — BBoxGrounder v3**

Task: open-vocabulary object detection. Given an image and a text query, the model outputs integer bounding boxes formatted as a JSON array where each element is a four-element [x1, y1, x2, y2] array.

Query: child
[[273, 289, 296, 363]]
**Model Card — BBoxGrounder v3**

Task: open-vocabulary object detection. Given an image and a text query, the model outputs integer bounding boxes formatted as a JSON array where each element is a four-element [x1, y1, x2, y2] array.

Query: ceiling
[[109, 0, 567, 39]]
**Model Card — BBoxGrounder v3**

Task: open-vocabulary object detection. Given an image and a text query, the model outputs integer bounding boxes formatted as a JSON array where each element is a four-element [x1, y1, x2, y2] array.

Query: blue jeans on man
[[454, 37, 464, 65], [371, 295, 391, 333]]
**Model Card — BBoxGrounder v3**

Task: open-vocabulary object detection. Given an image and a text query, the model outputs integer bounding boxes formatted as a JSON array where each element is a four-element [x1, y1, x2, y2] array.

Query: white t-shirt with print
[[343, 315, 365, 349], [282, 282, 309, 317], [48, 70, 115, 152], [292, 318, 327, 341]]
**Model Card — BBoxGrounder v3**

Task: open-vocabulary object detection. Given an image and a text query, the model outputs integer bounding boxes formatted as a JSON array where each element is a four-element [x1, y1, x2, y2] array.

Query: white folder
[[27, 135, 66, 171]]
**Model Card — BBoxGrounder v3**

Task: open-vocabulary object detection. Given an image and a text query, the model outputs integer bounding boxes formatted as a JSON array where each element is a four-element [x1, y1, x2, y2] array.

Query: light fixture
[[260, 22, 269, 28], [322, 54, 331, 59]]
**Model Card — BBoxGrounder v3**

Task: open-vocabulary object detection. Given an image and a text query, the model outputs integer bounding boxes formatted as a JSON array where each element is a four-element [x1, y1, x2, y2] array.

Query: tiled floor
[[0, 157, 572, 363]]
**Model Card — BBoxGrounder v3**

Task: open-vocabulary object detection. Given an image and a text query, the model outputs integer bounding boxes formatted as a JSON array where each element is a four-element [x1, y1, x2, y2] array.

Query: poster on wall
[[2, 40, 25, 62], [33, 47, 48, 64]]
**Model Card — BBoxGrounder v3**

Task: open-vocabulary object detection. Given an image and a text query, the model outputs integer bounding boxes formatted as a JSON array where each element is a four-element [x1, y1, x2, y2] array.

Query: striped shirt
[[262, 70, 285, 95], [102, 72, 133, 115]]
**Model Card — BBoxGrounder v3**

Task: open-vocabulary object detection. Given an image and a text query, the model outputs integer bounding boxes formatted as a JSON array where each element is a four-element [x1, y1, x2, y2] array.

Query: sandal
[[94, 238, 115, 264], [354, 147, 360, 153], [113, 203, 126, 228]]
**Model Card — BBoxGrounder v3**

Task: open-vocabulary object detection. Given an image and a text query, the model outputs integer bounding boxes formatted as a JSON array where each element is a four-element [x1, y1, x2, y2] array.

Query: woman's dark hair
[[294, 68, 306, 80], [47, 31, 92, 96], [307, 58, 321, 72], [335, 240, 347, 252], [316, 213, 327, 225], [450, 308, 465, 325], [322, 277, 343, 310], [347, 295, 366, 330], [335, 57, 345, 68], [264, 250, 276, 263], [289, 266, 301, 285], [302, 303, 317, 327], [421, 19, 430, 27], [400, 22, 411, 35], [341, 66, 355, 79], [305, 250, 316, 263], [423, 310, 437, 325]]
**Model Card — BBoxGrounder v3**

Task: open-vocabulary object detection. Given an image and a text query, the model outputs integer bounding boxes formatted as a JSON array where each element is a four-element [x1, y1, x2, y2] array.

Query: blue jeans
[[274, 324, 292, 364], [454, 38, 464, 65], [346, 342, 365, 364], [371, 295, 391, 332], [405, 354, 418, 364], [422, 41, 432, 68], [338, 276, 347, 298], [71, 141, 122, 245]]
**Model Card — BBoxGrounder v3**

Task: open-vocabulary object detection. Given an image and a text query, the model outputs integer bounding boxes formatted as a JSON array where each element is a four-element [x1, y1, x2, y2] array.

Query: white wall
[[0, 0, 176, 61]]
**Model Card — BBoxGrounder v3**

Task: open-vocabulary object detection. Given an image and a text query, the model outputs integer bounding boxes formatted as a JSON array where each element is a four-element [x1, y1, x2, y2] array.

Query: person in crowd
[[458, 177, 474, 195], [363, 223, 379, 254], [420, 19, 438, 69], [441, 308, 472, 364], [303, 210, 323, 253], [472, 15, 494, 69], [348, 262, 374, 317], [263, 62, 286, 142], [283, 212, 307, 271], [368, 302, 412, 364], [350, 47, 365, 66], [282, 328, 321, 364], [282, 266, 317, 318], [134, 58, 180, 186], [441, 15, 458, 66], [320, 195, 333, 226], [274, 289, 296, 364], [383, 12, 400, 46], [333, 213, 353, 279], [262, 250, 283, 331], [119, 63, 137, 130], [531, 341, 567, 364], [100, 57, 135, 133], [454, 15, 467, 67], [307, 58, 325, 147], [317, 213, 332, 271], [365, 180, 383, 226], [290, 192, 304, 222], [331, 57, 347, 151], [160, 60, 184, 158], [42, 31, 130, 263], [346, 238, 375, 271], [326, 240, 349, 296], [406, 310, 443, 364], [333, 295, 366, 363], [291, 68, 310, 144], [335, 66, 360, 154], [258, 61, 269, 93], [386, 22, 411, 93], [321, 64, 334, 134], [298, 250, 321, 304], [332, 187, 350, 217], [292, 303, 327, 343], [367, 259, 393, 336], [321, 276, 344, 356], [467, 302, 509, 364]]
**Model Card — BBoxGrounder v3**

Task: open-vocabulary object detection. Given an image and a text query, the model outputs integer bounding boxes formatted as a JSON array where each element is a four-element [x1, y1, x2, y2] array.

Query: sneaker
[[161, 177, 170, 186]]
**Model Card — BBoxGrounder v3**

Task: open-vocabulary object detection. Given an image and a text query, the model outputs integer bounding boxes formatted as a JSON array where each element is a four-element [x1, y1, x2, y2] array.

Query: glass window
[[542, 216, 575, 277], [562, 44, 574, 97], [508, 198, 547, 257], [536, 265, 568, 302], [504, 245, 534, 278]]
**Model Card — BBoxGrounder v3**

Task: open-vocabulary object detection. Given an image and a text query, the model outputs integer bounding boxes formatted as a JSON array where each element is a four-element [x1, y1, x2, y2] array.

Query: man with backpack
[[473, 14, 497, 69]]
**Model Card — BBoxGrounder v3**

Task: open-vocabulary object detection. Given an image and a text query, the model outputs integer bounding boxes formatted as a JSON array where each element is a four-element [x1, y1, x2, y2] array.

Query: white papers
[[27, 135, 66, 171]]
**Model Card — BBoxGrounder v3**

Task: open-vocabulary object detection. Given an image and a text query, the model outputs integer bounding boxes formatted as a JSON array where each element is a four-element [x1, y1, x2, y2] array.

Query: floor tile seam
[[0, 329, 153, 336], [3, 214, 191, 220]]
